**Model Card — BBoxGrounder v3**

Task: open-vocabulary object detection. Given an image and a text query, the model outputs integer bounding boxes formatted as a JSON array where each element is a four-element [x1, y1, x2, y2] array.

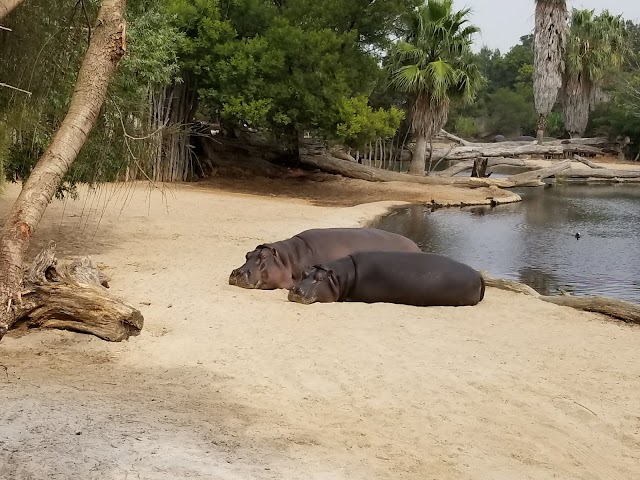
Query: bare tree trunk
[[0, 0, 24, 21], [536, 114, 546, 143], [0, 0, 127, 339], [409, 134, 427, 175]]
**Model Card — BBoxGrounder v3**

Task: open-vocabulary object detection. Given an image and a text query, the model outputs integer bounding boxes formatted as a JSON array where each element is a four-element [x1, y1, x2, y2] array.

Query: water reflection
[[374, 184, 640, 302]]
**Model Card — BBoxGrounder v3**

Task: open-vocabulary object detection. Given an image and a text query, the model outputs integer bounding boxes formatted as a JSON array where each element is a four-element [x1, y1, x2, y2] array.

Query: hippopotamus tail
[[479, 275, 486, 302]]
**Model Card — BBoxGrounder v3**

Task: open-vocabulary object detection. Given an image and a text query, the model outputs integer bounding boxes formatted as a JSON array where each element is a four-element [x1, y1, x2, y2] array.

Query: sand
[[0, 179, 639, 480]]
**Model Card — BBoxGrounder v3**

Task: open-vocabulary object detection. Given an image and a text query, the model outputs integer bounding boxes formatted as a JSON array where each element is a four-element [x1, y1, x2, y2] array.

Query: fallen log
[[573, 154, 606, 169], [9, 242, 144, 341], [431, 141, 603, 161], [436, 157, 526, 177], [506, 159, 572, 186], [299, 154, 571, 188], [481, 272, 640, 325], [558, 167, 640, 179]]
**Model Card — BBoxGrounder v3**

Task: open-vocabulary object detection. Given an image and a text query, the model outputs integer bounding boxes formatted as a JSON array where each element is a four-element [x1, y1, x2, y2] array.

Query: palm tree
[[533, 0, 568, 143], [563, 9, 628, 137], [387, 0, 482, 175]]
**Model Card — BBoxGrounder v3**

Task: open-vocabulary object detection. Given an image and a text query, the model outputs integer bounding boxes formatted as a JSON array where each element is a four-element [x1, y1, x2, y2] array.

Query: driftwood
[[299, 154, 572, 188], [573, 154, 606, 169], [438, 129, 472, 146], [482, 272, 640, 325], [436, 157, 526, 177], [9, 242, 144, 341], [431, 139, 604, 161], [558, 167, 640, 180]]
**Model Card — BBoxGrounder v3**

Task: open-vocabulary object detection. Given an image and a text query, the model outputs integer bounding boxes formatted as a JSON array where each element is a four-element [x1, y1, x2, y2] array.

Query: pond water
[[374, 184, 640, 302]]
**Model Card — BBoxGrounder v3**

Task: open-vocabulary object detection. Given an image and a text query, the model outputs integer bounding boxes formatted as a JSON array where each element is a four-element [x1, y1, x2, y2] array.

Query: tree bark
[[409, 134, 427, 175], [0, 0, 127, 340], [0, 0, 24, 21]]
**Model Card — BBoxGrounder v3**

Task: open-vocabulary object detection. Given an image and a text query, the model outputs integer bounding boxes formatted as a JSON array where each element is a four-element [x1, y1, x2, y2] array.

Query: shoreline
[[1, 180, 639, 479]]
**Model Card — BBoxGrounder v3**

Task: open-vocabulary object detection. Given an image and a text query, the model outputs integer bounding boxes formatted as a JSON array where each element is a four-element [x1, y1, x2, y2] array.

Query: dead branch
[[481, 272, 640, 325], [0, 82, 32, 96], [438, 129, 472, 146], [573, 154, 606, 169], [436, 157, 526, 177]]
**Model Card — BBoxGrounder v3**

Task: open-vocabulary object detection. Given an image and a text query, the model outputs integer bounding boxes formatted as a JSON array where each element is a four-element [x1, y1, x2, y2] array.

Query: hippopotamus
[[229, 228, 421, 290], [288, 251, 485, 307]]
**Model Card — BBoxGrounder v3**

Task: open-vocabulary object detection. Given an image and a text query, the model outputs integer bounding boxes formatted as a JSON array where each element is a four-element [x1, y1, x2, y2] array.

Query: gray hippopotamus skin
[[229, 228, 421, 290], [288, 251, 485, 307]]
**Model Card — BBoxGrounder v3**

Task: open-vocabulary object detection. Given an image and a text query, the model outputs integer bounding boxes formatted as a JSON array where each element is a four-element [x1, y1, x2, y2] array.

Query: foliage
[[486, 88, 536, 136], [453, 116, 479, 138], [0, 0, 183, 194], [170, 0, 417, 146], [563, 8, 630, 136], [587, 75, 640, 158], [334, 96, 405, 149], [387, 0, 483, 139], [446, 35, 538, 138]]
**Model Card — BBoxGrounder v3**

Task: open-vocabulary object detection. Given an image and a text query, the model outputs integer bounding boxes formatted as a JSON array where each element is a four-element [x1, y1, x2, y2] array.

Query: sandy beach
[[0, 177, 639, 480]]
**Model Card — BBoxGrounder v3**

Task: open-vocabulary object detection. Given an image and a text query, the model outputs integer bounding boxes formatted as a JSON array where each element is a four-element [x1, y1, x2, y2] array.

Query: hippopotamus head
[[288, 266, 339, 304], [229, 245, 291, 289]]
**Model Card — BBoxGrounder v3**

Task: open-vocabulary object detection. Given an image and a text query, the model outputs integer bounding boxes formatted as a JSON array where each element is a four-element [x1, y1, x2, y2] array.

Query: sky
[[453, 0, 640, 53]]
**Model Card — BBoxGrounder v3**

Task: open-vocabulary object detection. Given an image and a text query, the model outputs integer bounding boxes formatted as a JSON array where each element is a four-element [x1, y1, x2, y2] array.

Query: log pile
[[6, 242, 144, 341], [482, 272, 640, 325]]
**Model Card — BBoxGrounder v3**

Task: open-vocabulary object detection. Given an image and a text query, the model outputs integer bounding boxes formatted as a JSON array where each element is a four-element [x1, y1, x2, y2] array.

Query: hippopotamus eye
[[314, 271, 326, 281], [259, 251, 268, 260]]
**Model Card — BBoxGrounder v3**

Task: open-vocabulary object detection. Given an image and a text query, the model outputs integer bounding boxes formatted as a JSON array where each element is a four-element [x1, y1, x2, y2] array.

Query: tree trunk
[[409, 134, 427, 175], [0, 0, 24, 21], [536, 114, 546, 143], [471, 158, 489, 178], [0, 0, 127, 339]]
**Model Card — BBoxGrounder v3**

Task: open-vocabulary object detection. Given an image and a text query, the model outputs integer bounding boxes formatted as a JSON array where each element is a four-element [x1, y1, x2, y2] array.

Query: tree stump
[[6, 241, 144, 342], [471, 158, 489, 178]]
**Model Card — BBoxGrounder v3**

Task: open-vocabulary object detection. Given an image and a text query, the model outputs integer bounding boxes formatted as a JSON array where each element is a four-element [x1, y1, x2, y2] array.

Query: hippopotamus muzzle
[[287, 285, 316, 305], [229, 268, 261, 289]]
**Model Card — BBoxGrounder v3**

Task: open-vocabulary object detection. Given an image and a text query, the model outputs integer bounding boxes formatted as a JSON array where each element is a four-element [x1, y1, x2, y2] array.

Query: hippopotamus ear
[[270, 247, 278, 257]]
